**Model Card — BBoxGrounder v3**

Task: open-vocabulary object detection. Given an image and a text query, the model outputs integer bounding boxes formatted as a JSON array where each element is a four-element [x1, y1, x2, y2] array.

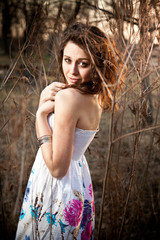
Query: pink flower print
[[89, 184, 93, 198], [81, 220, 92, 240], [92, 199, 95, 214], [64, 199, 83, 226]]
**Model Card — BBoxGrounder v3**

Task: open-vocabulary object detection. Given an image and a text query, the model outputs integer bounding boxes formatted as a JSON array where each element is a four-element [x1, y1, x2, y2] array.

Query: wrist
[[38, 98, 45, 108], [36, 109, 48, 118], [36, 112, 52, 139]]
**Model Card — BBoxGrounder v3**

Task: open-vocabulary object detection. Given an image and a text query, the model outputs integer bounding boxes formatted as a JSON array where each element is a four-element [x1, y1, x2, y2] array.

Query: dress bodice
[[48, 113, 98, 161]]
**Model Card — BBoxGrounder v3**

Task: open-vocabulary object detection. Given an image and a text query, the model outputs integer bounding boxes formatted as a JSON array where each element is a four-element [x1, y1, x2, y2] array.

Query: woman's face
[[62, 41, 92, 85]]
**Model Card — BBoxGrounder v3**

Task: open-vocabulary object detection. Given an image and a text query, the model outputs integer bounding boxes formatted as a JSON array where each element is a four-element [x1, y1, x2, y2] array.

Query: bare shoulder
[[55, 87, 83, 107], [56, 87, 82, 98], [54, 88, 83, 127]]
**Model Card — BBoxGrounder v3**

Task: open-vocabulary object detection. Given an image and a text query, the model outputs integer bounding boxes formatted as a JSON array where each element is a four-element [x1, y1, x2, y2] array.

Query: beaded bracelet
[[37, 135, 52, 146]]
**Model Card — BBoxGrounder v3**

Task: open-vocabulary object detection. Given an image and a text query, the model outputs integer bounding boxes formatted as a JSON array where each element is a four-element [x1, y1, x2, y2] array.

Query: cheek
[[82, 69, 92, 81], [62, 62, 67, 76]]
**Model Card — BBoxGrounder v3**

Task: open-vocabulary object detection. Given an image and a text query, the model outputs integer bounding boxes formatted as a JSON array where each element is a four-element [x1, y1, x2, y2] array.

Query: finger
[[52, 81, 65, 87], [50, 82, 66, 89], [48, 92, 56, 100], [51, 95, 55, 101], [50, 87, 63, 95], [40, 93, 55, 102]]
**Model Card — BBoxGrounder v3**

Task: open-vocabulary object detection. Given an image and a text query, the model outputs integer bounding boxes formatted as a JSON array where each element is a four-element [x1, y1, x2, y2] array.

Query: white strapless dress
[[15, 113, 98, 240]]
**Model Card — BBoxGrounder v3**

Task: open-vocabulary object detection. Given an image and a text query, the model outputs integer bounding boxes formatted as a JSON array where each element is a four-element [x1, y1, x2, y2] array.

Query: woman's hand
[[38, 82, 66, 108], [37, 100, 55, 117], [36, 82, 65, 139]]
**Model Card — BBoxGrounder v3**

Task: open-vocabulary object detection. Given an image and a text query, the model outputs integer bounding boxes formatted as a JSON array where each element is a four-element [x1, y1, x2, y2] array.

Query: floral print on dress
[[88, 184, 95, 214], [89, 184, 93, 198], [20, 208, 25, 220], [78, 161, 82, 167], [64, 199, 83, 226], [81, 220, 92, 240], [30, 205, 39, 219], [25, 235, 30, 240], [83, 179, 85, 188], [80, 200, 92, 228], [59, 219, 68, 233], [63, 186, 94, 239], [24, 181, 32, 202], [45, 212, 57, 226]]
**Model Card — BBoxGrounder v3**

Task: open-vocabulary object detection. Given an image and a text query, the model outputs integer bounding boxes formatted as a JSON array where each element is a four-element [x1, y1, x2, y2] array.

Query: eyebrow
[[63, 55, 90, 61]]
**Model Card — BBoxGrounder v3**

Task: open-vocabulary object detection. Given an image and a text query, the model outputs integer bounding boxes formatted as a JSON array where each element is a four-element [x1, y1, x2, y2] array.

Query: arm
[[36, 81, 65, 137], [36, 88, 80, 179]]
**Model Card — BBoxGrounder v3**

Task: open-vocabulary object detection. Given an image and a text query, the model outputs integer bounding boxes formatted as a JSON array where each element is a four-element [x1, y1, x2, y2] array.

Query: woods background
[[0, 0, 160, 239]]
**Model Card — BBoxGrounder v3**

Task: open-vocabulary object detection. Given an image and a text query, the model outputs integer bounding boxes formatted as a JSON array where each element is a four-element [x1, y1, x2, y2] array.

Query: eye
[[79, 61, 89, 67], [64, 58, 71, 63]]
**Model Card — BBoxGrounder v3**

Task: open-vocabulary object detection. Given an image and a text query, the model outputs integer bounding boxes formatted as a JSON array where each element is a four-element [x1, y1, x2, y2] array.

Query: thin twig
[[112, 124, 160, 144]]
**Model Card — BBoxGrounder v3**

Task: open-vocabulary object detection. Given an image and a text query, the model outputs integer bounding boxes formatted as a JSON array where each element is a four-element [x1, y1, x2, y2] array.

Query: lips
[[68, 77, 80, 84]]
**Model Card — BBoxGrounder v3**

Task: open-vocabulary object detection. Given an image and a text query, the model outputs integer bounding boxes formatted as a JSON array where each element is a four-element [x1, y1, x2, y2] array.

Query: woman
[[16, 22, 123, 239]]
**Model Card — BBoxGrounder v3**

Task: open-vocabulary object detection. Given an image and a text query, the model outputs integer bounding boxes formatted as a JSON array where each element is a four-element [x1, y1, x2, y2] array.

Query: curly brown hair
[[58, 22, 125, 110]]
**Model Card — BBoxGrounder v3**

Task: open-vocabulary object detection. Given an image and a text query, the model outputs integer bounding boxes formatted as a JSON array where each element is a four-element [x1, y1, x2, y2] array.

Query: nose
[[70, 63, 79, 75]]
